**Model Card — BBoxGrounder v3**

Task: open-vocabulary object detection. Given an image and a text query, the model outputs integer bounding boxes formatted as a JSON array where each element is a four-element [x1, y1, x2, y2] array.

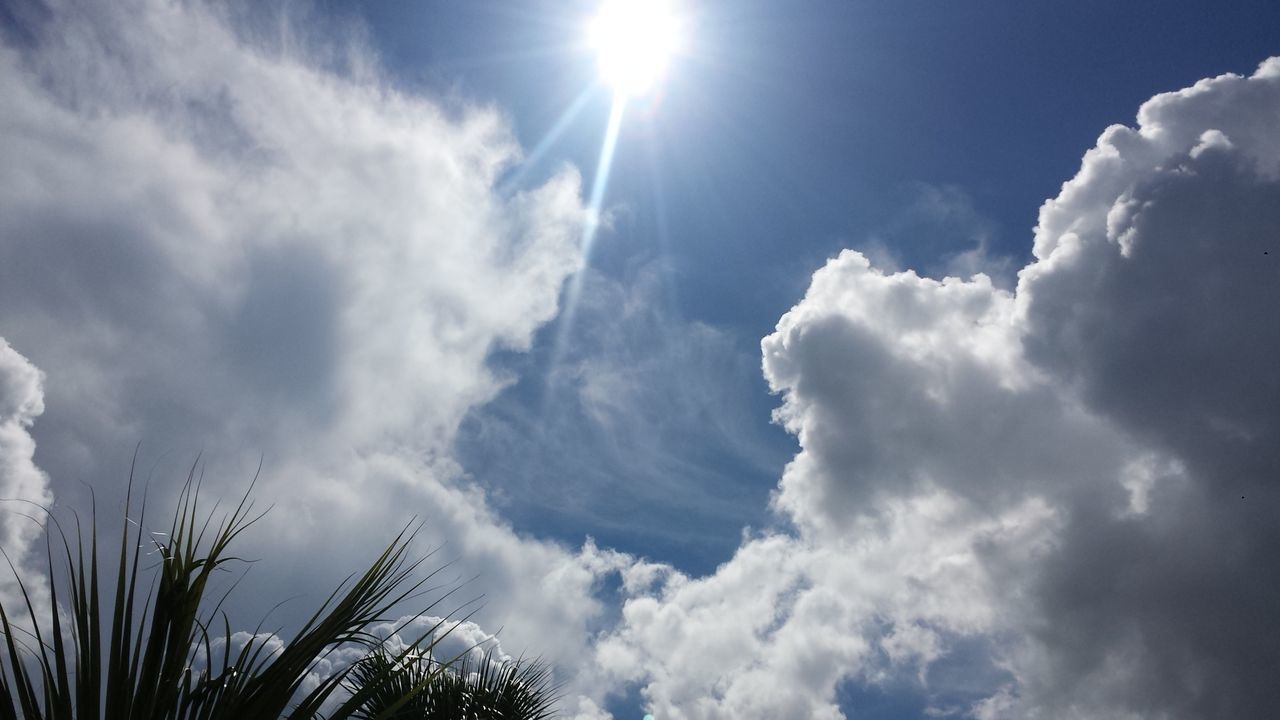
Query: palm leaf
[[347, 646, 561, 720]]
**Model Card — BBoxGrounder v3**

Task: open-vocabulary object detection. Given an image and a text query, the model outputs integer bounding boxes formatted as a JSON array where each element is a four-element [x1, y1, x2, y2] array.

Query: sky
[[1, 1, 1279, 718]]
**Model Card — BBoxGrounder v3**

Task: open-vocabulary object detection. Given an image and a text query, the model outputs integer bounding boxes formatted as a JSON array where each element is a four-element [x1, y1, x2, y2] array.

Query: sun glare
[[589, 0, 683, 98]]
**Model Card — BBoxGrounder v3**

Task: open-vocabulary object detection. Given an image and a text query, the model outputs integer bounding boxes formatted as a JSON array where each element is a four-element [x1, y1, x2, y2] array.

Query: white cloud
[[761, 251, 1126, 537], [587, 57, 1280, 719], [590, 493, 1058, 719]]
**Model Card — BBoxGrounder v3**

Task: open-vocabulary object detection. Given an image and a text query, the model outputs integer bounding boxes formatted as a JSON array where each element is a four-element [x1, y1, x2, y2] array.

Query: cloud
[[0, 337, 53, 613], [587, 58, 1280, 719], [0, 0, 617, 709], [589, 493, 1056, 719], [1006, 56, 1280, 719], [762, 252, 1132, 537], [4, 1, 1278, 717]]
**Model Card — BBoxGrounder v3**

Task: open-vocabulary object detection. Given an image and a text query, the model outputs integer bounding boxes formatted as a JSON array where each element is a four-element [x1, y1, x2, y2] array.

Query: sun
[[588, 0, 683, 98]]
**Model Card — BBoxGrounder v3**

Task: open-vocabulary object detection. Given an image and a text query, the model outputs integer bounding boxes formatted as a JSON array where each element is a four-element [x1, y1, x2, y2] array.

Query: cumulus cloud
[[589, 491, 1062, 719], [1007, 56, 1280, 719], [762, 252, 1133, 536], [587, 58, 1280, 719]]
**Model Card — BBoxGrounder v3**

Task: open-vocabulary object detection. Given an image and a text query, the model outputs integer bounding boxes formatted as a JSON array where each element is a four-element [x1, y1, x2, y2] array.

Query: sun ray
[[538, 1, 688, 398], [545, 95, 628, 388], [498, 87, 599, 194]]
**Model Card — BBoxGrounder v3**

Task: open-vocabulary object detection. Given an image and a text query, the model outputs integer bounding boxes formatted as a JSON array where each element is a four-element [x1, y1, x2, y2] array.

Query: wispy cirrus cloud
[[459, 259, 791, 568]]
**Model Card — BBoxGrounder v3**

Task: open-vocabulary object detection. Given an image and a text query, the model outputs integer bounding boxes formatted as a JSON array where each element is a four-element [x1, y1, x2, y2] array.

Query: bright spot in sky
[[588, 0, 683, 97]]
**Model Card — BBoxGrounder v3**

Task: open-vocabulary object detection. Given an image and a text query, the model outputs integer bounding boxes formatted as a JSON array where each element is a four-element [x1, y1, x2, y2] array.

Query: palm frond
[[0, 459, 552, 719]]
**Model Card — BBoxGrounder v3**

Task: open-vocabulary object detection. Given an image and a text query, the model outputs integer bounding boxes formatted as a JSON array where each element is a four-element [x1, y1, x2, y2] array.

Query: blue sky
[[3, 1, 1280, 718], [355, 0, 1280, 571]]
